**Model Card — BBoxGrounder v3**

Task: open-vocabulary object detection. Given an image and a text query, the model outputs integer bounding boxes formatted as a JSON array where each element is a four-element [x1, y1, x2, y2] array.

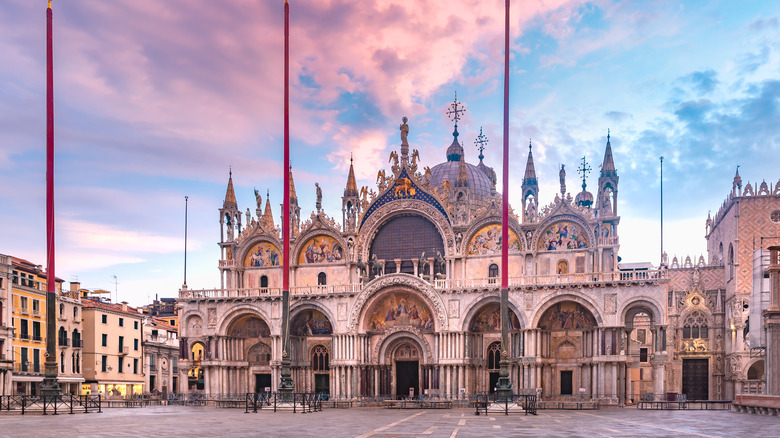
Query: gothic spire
[[455, 150, 469, 188], [263, 189, 275, 230], [288, 165, 298, 202], [522, 140, 537, 186], [344, 155, 358, 197], [223, 168, 238, 210], [600, 130, 617, 178]]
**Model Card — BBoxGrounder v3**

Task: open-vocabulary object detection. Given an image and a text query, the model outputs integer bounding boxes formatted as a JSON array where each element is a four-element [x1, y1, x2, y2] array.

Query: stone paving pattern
[[0, 406, 778, 437]]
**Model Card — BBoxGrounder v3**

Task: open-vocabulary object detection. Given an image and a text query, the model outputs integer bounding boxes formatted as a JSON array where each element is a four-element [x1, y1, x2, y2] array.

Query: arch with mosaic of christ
[[363, 291, 435, 333]]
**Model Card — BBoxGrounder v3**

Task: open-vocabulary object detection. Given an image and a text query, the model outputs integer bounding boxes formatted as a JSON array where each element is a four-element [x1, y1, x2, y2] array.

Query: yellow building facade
[[81, 300, 145, 398]]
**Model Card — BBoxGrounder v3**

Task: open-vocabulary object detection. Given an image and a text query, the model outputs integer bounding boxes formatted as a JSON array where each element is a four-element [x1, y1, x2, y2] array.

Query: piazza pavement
[[0, 406, 778, 437]]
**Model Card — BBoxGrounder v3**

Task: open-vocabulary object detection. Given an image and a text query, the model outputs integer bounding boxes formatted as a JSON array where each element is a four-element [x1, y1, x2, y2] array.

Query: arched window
[[60, 352, 65, 373], [312, 345, 329, 372], [488, 264, 499, 284], [728, 243, 735, 280], [59, 303, 64, 316], [58, 326, 68, 346], [369, 215, 445, 278], [73, 306, 78, 319], [260, 275, 269, 289], [718, 242, 723, 264], [557, 260, 568, 275], [487, 342, 502, 370], [682, 311, 708, 339], [318, 272, 327, 286], [71, 353, 76, 373], [72, 329, 81, 348]]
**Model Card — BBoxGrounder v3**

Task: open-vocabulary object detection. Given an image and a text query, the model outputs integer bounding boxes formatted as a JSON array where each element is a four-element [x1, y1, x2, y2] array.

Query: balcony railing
[[180, 269, 668, 301], [435, 269, 668, 290], [180, 284, 362, 300], [58, 337, 69, 347], [73, 339, 83, 348], [145, 335, 178, 346]]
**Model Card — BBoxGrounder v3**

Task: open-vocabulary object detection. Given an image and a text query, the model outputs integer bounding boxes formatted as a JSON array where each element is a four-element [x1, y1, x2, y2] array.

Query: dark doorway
[[255, 373, 272, 394], [315, 374, 330, 396], [682, 359, 708, 400], [560, 370, 573, 395], [395, 361, 419, 398], [149, 375, 156, 393], [489, 372, 499, 393]]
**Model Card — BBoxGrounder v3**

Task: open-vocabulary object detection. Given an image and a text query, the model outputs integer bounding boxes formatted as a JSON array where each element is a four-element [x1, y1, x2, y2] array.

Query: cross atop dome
[[578, 155, 592, 191], [446, 92, 466, 141], [475, 126, 488, 162]]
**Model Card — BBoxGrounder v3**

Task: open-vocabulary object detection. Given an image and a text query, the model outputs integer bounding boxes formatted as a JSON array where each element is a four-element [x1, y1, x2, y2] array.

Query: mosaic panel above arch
[[537, 221, 589, 251], [227, 315, 271, 338], [467, 224, 521, 255], [244, 241, 281, 267], [298, 235, 345, 264], [538, 302, 597, 330], [365, 291, 434, 333], [469, 303, 521, 332], [291, 309, 333, 336]]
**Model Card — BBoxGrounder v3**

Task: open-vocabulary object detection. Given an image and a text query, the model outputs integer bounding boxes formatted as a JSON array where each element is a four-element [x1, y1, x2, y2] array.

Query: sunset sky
[[1, 1, 778, 305]]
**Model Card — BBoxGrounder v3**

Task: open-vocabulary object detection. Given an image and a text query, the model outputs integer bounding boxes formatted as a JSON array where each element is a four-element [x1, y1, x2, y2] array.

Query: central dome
[[429, 132, 495, 208]]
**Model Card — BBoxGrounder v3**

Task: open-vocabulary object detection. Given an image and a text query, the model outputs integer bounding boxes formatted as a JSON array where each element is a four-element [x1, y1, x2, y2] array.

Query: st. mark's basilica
[[178, 103, 780, 403]]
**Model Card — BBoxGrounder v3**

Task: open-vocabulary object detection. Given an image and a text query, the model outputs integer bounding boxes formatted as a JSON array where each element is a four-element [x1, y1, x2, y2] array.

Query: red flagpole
[[501, 0, 509, 291], [283, 0, 290, 292], [46, 2, 55, 296]]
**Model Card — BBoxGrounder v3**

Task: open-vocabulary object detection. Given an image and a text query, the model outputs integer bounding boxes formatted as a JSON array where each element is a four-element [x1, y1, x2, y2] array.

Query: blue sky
[[0, 1, 778, 305]]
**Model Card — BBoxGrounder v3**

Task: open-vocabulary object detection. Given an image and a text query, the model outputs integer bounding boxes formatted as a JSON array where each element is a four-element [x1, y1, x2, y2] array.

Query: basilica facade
[[177, 117, 779, 402]]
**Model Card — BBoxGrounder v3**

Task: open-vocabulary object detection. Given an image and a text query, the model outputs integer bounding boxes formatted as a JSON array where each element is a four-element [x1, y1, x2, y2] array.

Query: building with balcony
[[81, 299, 144, 398], [9, 257, 62, 395], [143, 317, 179, 395], [178, 117, 780, 403]]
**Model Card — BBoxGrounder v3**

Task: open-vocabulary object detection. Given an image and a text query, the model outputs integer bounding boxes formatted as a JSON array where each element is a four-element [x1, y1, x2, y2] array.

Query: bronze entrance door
[[560, 370, 573, 395], [315, 374, 330, 396], [396, 361, 419, 398], [682, 358, 708, 401], [255, 373, 271, 393]]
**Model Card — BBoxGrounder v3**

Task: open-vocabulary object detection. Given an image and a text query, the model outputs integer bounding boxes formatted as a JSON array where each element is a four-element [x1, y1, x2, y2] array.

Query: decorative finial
[[266, 188, 270, 197], [475, 126, 488, 161], [577, 156, 592, 190], [48, 0, 52, 9], [229, 166, 232, 178], [607, 129, 610, 142], [350, 153, 353, 164], [529, 139, 532, 151], [446, 92, 466, 138]]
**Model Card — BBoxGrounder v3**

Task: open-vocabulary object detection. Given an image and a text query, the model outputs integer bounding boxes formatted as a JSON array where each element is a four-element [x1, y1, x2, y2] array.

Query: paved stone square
[[0, 406, 778, 437]]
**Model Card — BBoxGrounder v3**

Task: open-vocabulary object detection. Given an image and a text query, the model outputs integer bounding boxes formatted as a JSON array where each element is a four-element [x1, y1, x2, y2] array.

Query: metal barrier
[[244, 392, 322, 413], [0, 394, 101, 415], [473, 393, 537, 416]]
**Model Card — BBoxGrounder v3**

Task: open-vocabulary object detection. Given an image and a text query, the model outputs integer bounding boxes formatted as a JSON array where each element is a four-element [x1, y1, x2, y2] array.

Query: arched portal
[[537, 301, 598, 396], [188, 342, 205, 391], [466, 302, 523, 394], [225, 314, 272, 393], [384, 337, 423, 398], [289, 308, 333, 393]]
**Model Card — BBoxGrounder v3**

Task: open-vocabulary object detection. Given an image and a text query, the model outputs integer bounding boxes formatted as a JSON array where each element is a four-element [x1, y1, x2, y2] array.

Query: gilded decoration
[[469, 303, 521, 332], [291, 309, 333, 336], [244, 241, 280, 267], [467, 224, 521, 255], [539, 302, 597, 330], [365, 291, 434, 332], [298, 235, 345, 264], [360, 167, 450, 229], [228, 315, 271, 338], [537, 221, 589, 251]]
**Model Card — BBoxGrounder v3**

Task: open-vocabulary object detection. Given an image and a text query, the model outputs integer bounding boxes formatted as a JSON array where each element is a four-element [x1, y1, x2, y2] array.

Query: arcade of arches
[[179, 121, 774, 402]]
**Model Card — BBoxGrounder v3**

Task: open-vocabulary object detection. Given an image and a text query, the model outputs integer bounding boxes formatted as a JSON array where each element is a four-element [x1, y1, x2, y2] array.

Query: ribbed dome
[[575, 189, 594, 208], [430, 160, 494, 207]]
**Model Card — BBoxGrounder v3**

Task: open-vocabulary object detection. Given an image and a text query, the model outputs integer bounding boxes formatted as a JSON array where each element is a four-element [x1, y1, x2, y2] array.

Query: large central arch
[[348, 273, 447, 333]]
